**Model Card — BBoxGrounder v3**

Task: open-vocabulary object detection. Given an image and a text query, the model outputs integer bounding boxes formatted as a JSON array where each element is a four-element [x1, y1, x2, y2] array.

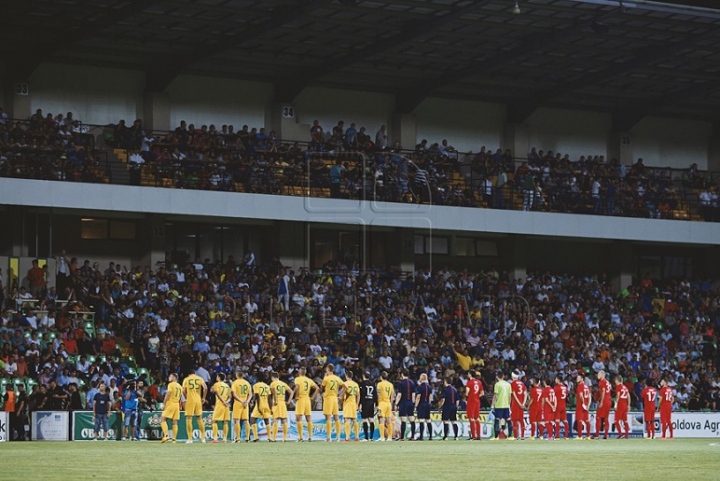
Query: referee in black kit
[[359, 371, 377, 441]]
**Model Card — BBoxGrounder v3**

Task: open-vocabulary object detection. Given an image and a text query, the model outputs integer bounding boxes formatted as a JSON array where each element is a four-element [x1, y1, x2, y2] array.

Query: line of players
[[156, 365, 676, 443]]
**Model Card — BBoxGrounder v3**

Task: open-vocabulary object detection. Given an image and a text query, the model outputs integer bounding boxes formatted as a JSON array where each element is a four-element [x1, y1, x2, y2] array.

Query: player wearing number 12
[[182, 372, 207, 444], [321, 364, 345, 442], [211, 373, 231, 443], [294, 367, 319, 442], [613, 375, 630, 439], [160, 373, 182, 443], [640, 377, 658, 439], [231, 370, 253, 442], [339, 370, 360, 441], [270, 372, 292, 442]]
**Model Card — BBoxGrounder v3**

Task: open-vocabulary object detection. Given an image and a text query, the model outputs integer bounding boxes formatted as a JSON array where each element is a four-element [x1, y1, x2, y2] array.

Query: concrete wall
[[526, 108, 612, 161], [632, 117, 712, 170]]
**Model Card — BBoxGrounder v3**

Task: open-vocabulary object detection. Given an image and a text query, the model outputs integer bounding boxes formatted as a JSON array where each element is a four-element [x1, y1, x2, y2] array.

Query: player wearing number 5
[[231, 370, 253, 442], [293, 367, 319, 442], [160, 373, 182, 443], [211, 373, 232, 443], [270, 372, 292, 442], [182, 372, 208, 444], [376, 371, 395, 441], [321, 364, 345, 442]]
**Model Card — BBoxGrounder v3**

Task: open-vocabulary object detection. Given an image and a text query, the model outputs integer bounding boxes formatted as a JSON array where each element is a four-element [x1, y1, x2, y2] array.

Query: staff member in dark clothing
[[93, 383, 111, 441]]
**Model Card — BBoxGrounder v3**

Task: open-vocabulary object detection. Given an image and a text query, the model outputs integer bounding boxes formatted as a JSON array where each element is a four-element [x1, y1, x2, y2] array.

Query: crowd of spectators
[[2, 249, 719, 439], [1, 108, 718, 221]]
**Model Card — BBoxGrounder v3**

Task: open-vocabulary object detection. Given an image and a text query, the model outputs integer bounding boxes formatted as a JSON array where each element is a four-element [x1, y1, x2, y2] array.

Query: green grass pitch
[[2, 439, 719, 480]]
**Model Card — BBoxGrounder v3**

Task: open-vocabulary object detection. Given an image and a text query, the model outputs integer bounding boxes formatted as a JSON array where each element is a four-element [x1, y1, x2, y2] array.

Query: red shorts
[[643, 410, 656, 423], [466, 402, 480, 419], [543, 409, 556, 423], [510, 406, 524, 421], [576, 409, 589, 422], [660, 408, 672, 424], [615, 408, 628, 421], [555, 409, 567, 422], [597, 404, 611, 418], [529, 409, 542, 423]]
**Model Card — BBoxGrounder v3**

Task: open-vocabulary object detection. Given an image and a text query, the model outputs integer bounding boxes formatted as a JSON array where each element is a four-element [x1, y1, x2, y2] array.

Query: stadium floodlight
[[513, 1, 521, 15]]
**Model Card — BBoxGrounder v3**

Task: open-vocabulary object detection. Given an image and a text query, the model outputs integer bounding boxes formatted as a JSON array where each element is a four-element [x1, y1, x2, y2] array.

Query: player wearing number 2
[[554, 375, 569, 439], [659, 379, 674, 439], [294, 367, 319, 442], [613, 376, 630, 439], [160, 373, 182, 443], [465, 370, 484, 440], [640, 377, 658, 439], [321, 364, 345, 442], [210, 373, 231, 443], [182, 371, 208, 443]]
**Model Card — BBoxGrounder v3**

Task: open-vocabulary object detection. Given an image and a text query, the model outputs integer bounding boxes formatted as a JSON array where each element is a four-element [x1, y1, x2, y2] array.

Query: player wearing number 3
[[160, 373, 182, 443], [182, 371, 208, 444], [294, 367, 319, 442]]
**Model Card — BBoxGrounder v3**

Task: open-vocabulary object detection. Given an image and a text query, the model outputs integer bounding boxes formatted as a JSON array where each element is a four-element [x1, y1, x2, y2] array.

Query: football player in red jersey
[[575, 374, 591, 440], [541, 379, 557, 440], [659, 379, 674, 439], [553, 375, 570, 439], [510, 370, 527, 440], [613, 375, 630, 439], [640, 377, 658, 439], [465, 370, 484, 440], [594, 370, 612, 439], [527, 378, 544, 440]]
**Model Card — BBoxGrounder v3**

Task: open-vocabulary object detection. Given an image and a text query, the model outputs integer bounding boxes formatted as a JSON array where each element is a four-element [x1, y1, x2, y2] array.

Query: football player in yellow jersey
[[293, 367, 319, 442], [210, 373, 232, 443], [250, 374, 273, 442], [321, 364, 345, 442], [182, 371, 208, 444], [339, 370, 360, 442], [377, 371, 395, 441], [231, 369, 253, 442], [270, 372, 292, 442], [160, 373, 182, 443]]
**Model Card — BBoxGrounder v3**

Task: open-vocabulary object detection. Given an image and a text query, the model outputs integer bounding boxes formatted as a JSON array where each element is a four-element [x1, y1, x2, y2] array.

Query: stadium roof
[[6, 0, 720, 128]]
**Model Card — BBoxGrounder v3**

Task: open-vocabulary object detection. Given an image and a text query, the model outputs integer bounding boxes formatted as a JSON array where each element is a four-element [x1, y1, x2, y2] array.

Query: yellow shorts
[[232, 402, 249, 421], [378, 401, 392, 419], [295, 398, 312, 417], [342, 402, 357, 421], [213, 405, 230, 422], [184, 400, 202, 417], [322, 397, 339, 416], [251, 403, 272, 419], [162, 402, 180, 421], [272, 403, 288, 419]]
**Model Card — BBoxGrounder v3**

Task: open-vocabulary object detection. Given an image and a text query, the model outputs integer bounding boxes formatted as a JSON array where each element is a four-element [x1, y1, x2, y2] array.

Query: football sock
[[370, 422, 375, 440], [453, 423, 459, 438], [234, 422, 241, 440], [669, 423, 674, 438], [283, 422, 288, 440], [307, 421, 313, 440], [604, 418, 610, 438], [272, 422, 278, 441], [198, 419, 206, 440], [614, 421, 621, 436], [595, 417, 602, 438], [519, 419, 525, 438], [353, 421, 359, 440], [223, 422, 229, 441], [426, 422, 432, 440], [297, 421, 304, 440], [578, 422, 583, 438], [161, 422, 169, 437], [564, 421, 569, 438], [443, 423, 449, 439], [186, 419, 194, 440], [245, 422, 250, 441], [470, 421, 476, 439], [418, 422, 424, 439], [252, 424, 258, 441], [335, 420, 342, 440], [212, 423, 218, 441], [624, 422, 630, 438], [363, 423, 369, 440], [531, 423, 536, 438], [345, 421, 351, 440], [400, 421, 406, 439], [326, 421, 332, 440], [410, 421, 416, 439], [378, 424, 385, 440]]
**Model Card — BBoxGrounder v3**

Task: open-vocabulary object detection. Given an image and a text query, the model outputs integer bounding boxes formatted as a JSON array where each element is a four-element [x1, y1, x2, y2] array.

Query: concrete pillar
[[607, 131, 633, 166], [503, 123, 529, 160], [612, 241, 633, 292], [142, 92, 171, 132], [140, 216, 166, 269], [391, 112, 417, 151], [399, 230, 415, 274], [278, 223, 306, 272], [510, 236, 527, 281], [708, 122, 720, 172]]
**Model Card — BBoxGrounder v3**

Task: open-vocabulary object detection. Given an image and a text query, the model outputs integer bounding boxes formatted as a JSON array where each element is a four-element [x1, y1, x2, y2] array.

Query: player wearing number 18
[[231, 370, 253, 442], [211, 373, 231, 443], [182, 372, 208, 444], [160, 373, 182, 443]]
